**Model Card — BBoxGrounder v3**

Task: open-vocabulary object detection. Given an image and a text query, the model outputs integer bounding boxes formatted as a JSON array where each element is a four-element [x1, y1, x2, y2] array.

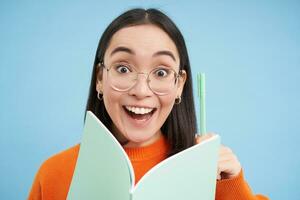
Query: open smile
[[122, 105, 157, 123]]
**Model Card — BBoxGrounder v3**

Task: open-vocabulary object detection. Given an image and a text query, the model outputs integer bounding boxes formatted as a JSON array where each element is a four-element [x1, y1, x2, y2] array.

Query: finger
[[218, 153, 237, 163], [218, 159, 241, 176], [219, 145, 233, 156], [219, 152, 236, 161], [195, 132, 216, 144]]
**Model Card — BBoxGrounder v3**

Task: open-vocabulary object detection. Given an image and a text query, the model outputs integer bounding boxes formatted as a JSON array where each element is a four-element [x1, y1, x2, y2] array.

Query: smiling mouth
[[123, 106, 157, 121]]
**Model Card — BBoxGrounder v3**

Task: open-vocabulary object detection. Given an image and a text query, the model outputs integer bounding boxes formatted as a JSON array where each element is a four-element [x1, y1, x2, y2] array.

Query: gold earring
[[175, 96, 181, 104]]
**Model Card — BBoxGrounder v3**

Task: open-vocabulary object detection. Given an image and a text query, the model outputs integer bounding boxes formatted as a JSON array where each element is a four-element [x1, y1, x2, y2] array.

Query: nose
[[127, 73, 153, 99]]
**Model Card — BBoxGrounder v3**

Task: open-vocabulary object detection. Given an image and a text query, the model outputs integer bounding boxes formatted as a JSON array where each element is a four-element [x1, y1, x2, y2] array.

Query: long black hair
[[85, 8, 197, 156]]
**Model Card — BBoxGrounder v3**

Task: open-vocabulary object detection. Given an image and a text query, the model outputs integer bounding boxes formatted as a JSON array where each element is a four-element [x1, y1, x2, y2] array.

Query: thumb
[[195, 132, 216, 144]]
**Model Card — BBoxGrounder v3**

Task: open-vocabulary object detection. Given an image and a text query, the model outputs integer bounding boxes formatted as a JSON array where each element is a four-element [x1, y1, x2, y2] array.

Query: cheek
[[158, 92, 177, 117], [102, 84, 121, 121], [102, 73, 119, 112]]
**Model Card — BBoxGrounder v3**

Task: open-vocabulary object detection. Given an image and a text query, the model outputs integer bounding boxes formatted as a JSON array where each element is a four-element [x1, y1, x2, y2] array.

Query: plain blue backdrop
[[1, 0, 299, 199]]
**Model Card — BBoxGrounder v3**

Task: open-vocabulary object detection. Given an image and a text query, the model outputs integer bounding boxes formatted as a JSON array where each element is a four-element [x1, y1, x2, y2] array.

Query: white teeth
[[125, 106, 154, 115]]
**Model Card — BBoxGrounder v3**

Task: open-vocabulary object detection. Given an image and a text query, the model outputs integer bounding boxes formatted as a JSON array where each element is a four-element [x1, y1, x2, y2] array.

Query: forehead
[[105, 24, 179, 62]]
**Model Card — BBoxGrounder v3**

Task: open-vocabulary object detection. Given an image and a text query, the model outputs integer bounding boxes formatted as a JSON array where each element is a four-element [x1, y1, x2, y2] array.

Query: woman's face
[[96, 24, 186, 147]]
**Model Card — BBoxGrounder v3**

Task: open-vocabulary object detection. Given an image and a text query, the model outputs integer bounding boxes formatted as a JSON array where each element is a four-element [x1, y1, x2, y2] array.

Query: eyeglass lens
[[107, 63, 178, 95]]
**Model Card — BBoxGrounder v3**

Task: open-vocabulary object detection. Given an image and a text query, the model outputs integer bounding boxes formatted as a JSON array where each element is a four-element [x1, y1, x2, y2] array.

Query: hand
[[195, 133, 242, 180]]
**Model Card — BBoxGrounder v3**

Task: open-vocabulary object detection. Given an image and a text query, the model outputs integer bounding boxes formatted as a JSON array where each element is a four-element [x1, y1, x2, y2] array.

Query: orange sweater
[[28, 135, 268, 200]]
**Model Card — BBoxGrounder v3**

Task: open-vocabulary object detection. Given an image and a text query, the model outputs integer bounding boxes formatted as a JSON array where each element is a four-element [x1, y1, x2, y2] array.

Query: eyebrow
[[110, 46, 177, 62]]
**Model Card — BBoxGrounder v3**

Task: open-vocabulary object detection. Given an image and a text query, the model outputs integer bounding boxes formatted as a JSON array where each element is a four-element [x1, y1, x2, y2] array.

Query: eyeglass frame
[[98, 61, 184, 96]]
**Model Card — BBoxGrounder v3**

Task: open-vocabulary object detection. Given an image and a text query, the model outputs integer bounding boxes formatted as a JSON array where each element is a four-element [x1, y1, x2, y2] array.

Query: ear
[[96, 64, 104, 93], [96, 80, 103, 93], [176, 70, 187, 97]]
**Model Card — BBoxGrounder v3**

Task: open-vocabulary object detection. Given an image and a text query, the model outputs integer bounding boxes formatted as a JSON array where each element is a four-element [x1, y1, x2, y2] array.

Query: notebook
[[67, 111, 221, 200]]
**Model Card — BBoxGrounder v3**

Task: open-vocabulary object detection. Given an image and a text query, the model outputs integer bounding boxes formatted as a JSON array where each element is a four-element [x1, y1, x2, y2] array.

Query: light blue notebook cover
[[67, 111, 221, 200]]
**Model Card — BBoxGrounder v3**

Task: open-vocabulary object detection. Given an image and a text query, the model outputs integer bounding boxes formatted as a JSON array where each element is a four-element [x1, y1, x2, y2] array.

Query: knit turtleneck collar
[[123, 135, 170, 161]]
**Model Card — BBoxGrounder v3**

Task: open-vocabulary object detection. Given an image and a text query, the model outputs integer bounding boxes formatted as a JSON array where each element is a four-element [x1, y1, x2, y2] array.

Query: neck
[[123, 131, 163, 148], [111, 125, 163, 148]]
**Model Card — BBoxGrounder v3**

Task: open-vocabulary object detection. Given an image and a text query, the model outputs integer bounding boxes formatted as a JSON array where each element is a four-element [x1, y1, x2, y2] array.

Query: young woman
[[28, 8, 268, 200]]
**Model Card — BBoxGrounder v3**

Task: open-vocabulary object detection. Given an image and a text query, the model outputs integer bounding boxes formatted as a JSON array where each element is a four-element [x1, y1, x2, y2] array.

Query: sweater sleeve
[[27, 168, 42, 200], [215, 169, 269, 200]]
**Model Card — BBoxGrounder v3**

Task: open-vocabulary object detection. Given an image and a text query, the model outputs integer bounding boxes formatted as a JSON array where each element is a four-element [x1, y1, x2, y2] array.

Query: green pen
[[197, 73, 206, 136]]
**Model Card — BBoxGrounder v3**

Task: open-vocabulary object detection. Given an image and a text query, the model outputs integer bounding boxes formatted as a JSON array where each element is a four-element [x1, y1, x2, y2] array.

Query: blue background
[[1, 1, 299, 199]]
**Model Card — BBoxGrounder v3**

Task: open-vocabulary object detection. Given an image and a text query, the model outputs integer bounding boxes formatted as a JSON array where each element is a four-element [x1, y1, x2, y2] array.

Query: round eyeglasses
[[99, 62, 183, 96]]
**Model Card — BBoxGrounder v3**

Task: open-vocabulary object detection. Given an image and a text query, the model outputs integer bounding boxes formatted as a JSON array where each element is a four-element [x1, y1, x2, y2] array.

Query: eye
[[115, 65, 131, 74], [154, 68, 169, 77]]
